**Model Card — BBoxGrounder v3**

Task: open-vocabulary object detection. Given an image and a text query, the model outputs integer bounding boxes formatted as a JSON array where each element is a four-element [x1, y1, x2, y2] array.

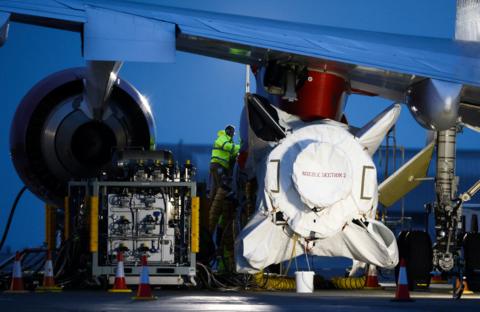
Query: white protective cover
[[235, 212, 398, 273], [309, 219, 398, 268], [236, 104, 401, 273], [265, 122, 378, 239], [235, 211, 303, 272], [292, 142, 353, 208], [355, 104, 401, 156]]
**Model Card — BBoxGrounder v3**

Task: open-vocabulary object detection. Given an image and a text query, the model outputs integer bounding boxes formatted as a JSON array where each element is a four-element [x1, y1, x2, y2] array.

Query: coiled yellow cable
[[254, 273, 297, 290], [331, 276, 366, 289]]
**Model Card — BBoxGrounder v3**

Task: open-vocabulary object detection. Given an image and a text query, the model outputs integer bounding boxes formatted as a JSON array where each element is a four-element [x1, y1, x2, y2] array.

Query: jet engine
[[10, 68, 155, 206]]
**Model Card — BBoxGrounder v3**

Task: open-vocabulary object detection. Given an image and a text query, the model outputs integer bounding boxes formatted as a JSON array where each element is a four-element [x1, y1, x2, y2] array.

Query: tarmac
[[0, 285, 479, 312]]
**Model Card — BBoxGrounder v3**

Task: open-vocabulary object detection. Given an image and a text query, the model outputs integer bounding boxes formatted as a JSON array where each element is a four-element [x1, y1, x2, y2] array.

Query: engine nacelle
[[406, 78, 462, 131], [10, 68, 156, 206]]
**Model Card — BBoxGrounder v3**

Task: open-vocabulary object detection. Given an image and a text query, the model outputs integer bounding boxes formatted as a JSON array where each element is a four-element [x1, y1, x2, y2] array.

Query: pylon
[[132, 255, 157, 300], [4, 252, 28, 293], [392, 258, 414, 302], [109, 251, 132, 293], [364, 265, 382, 290], [455, 276, 474, 295], [36, 251, 62, 292]]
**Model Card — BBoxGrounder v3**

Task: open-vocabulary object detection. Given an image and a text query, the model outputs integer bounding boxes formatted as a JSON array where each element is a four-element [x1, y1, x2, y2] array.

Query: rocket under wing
[[236, 102, 401, 273]]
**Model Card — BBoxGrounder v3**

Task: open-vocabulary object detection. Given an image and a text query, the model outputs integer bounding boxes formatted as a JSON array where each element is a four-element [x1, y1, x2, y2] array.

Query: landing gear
[[431, 127, 461, 273]]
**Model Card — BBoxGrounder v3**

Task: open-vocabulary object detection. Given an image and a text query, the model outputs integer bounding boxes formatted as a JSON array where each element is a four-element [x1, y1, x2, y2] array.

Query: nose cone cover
[[292, 142, 352, 208], [264, 122, 378, 238]]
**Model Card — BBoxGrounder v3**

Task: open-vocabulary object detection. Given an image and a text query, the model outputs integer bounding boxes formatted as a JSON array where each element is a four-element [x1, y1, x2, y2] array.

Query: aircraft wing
[[2, 0, 480, 115]]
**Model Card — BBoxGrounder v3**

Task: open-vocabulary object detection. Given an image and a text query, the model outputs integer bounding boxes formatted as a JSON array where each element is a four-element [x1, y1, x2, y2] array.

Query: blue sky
[[0, 0, 478, 250]]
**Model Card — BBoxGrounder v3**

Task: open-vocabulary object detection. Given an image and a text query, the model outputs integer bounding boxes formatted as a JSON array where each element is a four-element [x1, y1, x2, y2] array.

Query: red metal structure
[[281, 70, 348, 121]]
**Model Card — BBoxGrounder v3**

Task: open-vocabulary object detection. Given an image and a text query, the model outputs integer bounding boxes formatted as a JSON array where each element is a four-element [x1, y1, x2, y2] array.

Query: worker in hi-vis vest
[[208, 125, 239, 268], [209, 125, 240, 234], [209, 125, 240, 202]]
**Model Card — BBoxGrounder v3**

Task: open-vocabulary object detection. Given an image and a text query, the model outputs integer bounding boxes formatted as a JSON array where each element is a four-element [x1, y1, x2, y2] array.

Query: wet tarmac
[[0, 286, 479, 312]]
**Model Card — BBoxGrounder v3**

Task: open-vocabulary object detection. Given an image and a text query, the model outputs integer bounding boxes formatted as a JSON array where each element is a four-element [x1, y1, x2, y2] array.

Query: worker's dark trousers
[[208, 162, 229, 233], [208, 162, 225, 201], [208, 162, 235, 271], [209, 187, 235, 271]]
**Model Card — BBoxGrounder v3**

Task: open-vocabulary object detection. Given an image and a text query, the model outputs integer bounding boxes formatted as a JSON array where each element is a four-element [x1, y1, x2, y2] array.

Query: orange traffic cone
[[4, 252, 28, 293], [455, 276, 474, 295], [132, 255, 156, 300], [109, 251, 132, 293], [392, 259, 413, 302], [36, 251, 62, 292], [364, 265, 382, 290]]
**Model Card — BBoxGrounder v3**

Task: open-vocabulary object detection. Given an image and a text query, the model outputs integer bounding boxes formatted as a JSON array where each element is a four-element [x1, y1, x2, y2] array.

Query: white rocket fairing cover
[[236, 212, 398, 273], [236, 104, 401, 273], [264, 121, 378, 239], [292, 142, 353, 209]]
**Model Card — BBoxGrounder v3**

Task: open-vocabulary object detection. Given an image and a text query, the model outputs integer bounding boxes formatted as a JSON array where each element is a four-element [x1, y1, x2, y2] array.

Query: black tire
[[396, 230, 433, 290], [463, 233, 480, 291]]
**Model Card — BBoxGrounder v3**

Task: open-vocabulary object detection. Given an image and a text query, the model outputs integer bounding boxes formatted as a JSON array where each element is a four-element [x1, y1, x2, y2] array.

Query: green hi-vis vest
[[211, 130, 240, 169]]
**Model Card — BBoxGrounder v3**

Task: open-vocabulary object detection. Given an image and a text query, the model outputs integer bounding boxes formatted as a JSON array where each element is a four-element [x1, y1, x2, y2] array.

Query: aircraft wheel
[[463, 233, 480, 291], [396, 230, 432, 290]]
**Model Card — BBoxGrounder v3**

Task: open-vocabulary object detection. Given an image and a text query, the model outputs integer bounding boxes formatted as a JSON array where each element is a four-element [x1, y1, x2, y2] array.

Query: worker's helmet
[[225, 125, 235, 137]]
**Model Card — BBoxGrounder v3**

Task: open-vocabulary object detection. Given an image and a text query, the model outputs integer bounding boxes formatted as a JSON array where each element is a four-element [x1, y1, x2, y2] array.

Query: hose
[[196, 262, 242, 291], [254, 272, 296, 290], [331, 276, 366, 289], [0, 186, 28, 252]]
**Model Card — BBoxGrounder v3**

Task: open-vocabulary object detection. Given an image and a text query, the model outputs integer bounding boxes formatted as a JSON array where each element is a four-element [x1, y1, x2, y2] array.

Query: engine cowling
[[10, 68, 156, 206]]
